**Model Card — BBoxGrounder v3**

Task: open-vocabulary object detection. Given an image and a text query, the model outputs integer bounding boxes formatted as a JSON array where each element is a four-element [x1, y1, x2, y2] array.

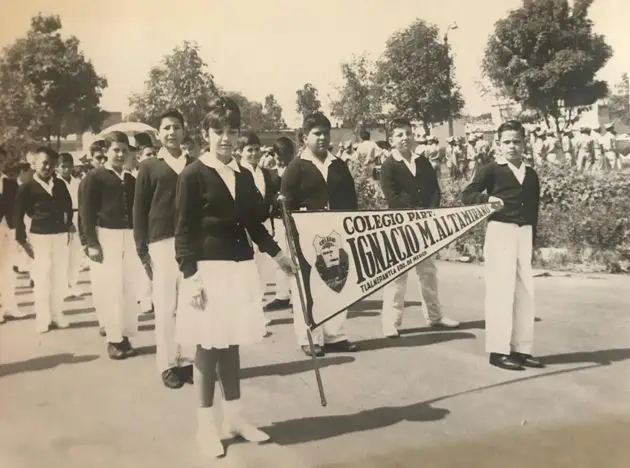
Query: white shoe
[[196, 407, 225, 458], [222, 399, 270, 443], [429, 317, 460, 328]]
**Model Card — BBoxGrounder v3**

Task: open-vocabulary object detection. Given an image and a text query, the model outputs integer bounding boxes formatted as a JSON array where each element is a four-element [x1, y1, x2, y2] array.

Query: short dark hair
[[273, 137, 295, 164], [302, 111, 331, 134], [497, 120, 525, 140], [34, 146, 60, 162], [387, 117, 412, 134], [158, 109, 185, 129], [102, 131, 130, 150], [202, 96, 241, 132], [242, 131, 261, 147], [375, 140, 391, 151], [59, 152, 74, 165], [358, 128, 370, 141], [89, 140, 105, 156], [134, 132, 153, 151]]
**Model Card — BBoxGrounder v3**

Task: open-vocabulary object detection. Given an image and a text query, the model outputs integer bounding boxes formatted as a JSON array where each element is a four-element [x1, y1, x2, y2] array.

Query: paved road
[[1, 261, 629, 468]]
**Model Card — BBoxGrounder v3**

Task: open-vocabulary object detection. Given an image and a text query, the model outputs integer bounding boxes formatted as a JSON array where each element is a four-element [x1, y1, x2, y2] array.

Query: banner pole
[[278, 195, 328, 407]]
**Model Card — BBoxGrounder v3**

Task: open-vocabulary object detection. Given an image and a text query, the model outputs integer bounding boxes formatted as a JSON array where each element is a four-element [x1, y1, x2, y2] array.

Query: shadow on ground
[[241, 356, 355, 379], [0, 353, 99, 377], [259, 401, 449, 446], [356, 331, 476, 351]]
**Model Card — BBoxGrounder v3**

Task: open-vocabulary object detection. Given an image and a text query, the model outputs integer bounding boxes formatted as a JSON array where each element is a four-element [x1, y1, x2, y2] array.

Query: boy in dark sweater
[[80, 131, 141, 360], [281, 111, 358, 357], [0, 155, 26, 322], [14, 147, 73, 332], [379, 118, 460, 338], [133, 110, 193, 388], [462, 120, 543, 371], [263, 137, 296, 312]]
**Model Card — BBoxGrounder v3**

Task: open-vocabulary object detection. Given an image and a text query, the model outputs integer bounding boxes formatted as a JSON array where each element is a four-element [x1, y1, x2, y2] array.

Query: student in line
[[281, 111, 359, 357], [379, 118, 460, 338], [174, 96, 295, 458], [134, 110, 194, 388], [80, 131, 141, 360], [14, 147, 73, 332], [57, 153, 82, 298], [263, 137, 296, 312], [462, 120, 544, 371]]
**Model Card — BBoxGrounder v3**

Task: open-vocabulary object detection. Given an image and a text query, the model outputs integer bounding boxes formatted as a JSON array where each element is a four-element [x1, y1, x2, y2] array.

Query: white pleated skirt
[[175, 259, 266, 350]]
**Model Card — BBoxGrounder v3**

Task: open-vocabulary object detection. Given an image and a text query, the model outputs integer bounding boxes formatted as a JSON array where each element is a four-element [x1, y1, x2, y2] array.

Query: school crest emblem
[[313, 231, 349, 293]]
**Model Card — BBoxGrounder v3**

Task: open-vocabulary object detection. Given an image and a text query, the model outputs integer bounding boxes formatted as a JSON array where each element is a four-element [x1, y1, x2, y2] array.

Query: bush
[[352, 156, 630, 273]]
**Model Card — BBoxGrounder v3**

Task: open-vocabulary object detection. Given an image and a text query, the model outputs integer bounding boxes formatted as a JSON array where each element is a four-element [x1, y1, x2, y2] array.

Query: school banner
[[287, 204, 494, 330]]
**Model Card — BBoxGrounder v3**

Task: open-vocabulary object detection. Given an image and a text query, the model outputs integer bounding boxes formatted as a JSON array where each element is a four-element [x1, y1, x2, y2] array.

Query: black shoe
[[29, 279, 34, 288], [98, 327, 106, 337], [324, 340, 358, 353], [263, 298, 291, 312], [301, 344, 324, 357], [162, 367, 184, 389], [489, 353, 525, 371], [107, 342, 127, 360], [179, 365, 194, 384], [511, 352, 545, 368], [120, 337, 136, 357]]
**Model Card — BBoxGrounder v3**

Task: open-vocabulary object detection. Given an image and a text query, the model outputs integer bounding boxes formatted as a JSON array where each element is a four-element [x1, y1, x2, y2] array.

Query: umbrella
[[97, 122, 158, 148]]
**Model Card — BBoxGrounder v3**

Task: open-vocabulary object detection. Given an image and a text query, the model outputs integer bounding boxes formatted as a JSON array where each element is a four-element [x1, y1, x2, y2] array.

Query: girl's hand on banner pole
[[185, 273, 207, 310], [488, 196, 504, 210], [274, 251, 297, 275]]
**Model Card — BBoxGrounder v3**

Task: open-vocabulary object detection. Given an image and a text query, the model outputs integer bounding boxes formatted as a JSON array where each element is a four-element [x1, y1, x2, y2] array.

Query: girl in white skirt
[[174, 96, 295, 459]]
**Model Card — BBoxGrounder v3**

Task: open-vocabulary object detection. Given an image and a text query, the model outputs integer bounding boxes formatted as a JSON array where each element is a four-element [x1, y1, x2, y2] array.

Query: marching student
[[379, 118, 460, 339], [134, 109, 194, 388], [462, 120, 543, 371], [57, 153, 83, 298], [263, 137, 296, 312], [0, 155, 25, 323], [238, 131, 280, 336], [14, 147, 73, 332], [128, 132, 155, 316], [174, 96, 295, 458], [281, 111, 359, 357], [80, 131, 141, 360]]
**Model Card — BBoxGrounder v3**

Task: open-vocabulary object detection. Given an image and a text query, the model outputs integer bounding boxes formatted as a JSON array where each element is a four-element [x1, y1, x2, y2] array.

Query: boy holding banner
[[462, 120, 543, 371], [281, 111, 359, 357], [379, 118, 460, 338]]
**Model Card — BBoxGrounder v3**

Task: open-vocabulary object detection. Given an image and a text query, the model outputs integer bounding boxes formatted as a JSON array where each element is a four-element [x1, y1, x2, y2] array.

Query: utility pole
[[444, 23, 458, 137]]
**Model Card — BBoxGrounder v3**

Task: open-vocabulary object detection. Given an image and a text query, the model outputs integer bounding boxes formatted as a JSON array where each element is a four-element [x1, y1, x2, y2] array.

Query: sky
[[1, 0, 629, 128]]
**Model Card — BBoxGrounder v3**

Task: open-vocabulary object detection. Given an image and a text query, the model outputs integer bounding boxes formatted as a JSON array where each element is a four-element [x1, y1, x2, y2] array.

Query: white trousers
[[0, 224, 19, 313], [149, 237, 192, 372], [271, 220, 291, 301], [30, 233, 70, 331], [381, 256, 442, 335], [292, 277, 348, 347], [483, 221, 535, 355], [67, 228, 83, 291], [89, 228, 139, 343]]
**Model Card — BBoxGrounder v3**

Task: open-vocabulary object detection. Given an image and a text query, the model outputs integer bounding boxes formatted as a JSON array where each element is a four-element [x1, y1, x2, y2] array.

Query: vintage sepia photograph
[[0, 1, 629, 467]]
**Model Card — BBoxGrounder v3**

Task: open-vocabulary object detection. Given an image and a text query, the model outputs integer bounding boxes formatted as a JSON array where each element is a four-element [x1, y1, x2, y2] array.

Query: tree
[[0, 14, 108, 149], [262, 94, 287, 130], [296, 83, 321, 119], [608, 73, 630, 125], [224, 91, 266, 132], [129, 41, 219, 143], [330, 54, 384, 129], [375, 19, 465, 134], [482, 0, 612, 133]]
